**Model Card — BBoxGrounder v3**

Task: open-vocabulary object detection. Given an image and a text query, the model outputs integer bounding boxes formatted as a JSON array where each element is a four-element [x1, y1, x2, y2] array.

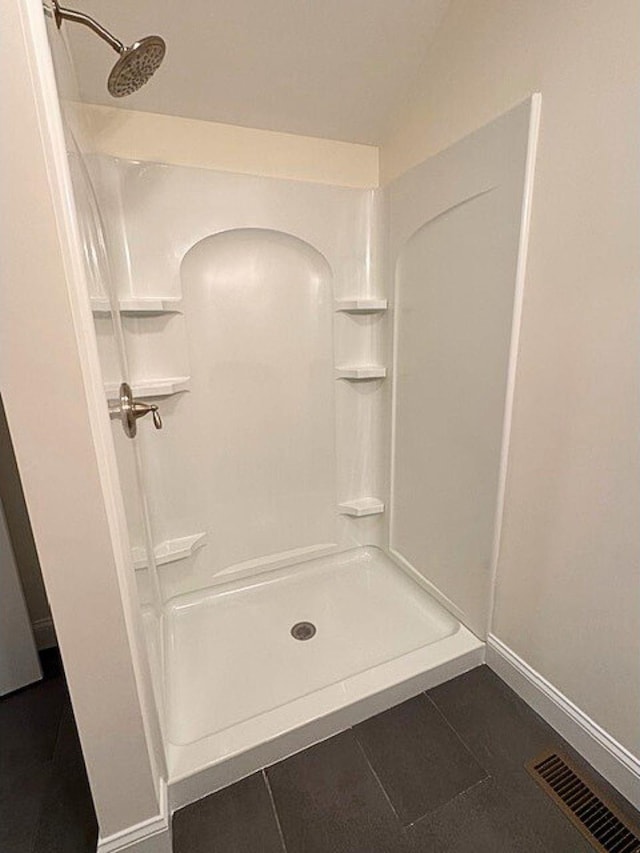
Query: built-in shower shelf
[[91, 296, 183, 315], [105, 376, 191, 400], [335, 366, 387, 380], [132, 532, 207, 570], [338, 497, 385, 517], [335, 298, 388, 314]]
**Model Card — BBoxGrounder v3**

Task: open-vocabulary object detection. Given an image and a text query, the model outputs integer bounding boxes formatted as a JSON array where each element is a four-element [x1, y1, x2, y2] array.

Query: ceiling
[[63, 0, 448, 145]]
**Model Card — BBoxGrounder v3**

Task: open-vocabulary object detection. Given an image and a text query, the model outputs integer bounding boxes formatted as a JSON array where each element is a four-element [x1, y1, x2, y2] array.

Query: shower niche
[[85, 97, 539, 801]]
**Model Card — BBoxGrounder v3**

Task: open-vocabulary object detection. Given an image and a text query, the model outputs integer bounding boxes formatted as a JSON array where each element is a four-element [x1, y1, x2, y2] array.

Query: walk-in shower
[[43, 4, 539, 813], [51, 0, 165, 96]]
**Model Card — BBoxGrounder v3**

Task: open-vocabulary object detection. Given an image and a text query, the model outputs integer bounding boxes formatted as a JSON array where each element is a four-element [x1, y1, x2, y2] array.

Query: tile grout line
[[355, 713, 492, 838], [262, 769, 288, 853], [422, 689, 589, 851], [28, 761, 56, 853], [30, 684, 69, 853], [423, 687, 614, 851], [405, 776, 490, 831], [352, 730, 404, 828], [424, 690, 490, 777]]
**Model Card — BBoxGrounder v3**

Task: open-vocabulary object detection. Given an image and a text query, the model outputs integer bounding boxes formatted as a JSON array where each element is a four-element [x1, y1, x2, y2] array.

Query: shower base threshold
[[164, 546, 483, 809]]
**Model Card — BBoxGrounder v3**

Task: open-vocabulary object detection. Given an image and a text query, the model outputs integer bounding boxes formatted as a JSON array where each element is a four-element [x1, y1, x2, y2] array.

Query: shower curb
[[167, 639, 484, 812]]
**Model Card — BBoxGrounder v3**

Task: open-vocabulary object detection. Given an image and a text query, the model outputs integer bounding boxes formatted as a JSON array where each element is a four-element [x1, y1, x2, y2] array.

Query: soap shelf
[[91, 296, 182, 316], [335, 298, 387, 314], [132, 532, 207, 570], [338, 497, 384, 517], [335, 366, 386, 380], [105, 376, 190, 400]]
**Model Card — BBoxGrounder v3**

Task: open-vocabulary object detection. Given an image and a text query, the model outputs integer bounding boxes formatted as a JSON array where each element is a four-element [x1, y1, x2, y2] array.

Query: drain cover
[[291, 621, 316, 641]]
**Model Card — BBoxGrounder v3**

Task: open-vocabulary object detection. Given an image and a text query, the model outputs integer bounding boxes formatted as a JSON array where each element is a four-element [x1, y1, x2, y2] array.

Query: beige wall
[[74, 103, 379, 188], [381, 0, 640, 754]]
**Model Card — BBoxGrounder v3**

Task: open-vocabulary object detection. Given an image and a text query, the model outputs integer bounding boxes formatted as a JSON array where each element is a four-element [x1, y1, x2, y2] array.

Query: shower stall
[[37, 0, 539, 816]]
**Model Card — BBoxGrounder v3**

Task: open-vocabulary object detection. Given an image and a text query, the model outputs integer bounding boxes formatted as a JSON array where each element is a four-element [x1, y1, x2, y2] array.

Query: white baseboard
[[486, 634, 640, 810], [97, 781, 171, 853], [32, 617, 56, 650]]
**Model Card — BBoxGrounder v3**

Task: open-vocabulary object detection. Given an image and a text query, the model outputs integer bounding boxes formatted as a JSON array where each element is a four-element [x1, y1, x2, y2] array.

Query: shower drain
[[290, 621, 316, 641]]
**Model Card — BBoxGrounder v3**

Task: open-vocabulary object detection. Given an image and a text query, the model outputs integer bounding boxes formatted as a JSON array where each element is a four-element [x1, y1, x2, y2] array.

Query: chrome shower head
[[51, 1, 166, 97], [107, 36, 166, 97]]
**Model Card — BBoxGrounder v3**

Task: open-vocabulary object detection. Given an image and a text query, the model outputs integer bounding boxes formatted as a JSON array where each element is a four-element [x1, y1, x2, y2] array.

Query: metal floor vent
[[527, 751, 640, 853]]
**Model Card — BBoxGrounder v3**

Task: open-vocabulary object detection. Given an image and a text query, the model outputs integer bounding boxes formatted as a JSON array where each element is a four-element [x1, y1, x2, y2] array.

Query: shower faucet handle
[[110, 382, 163, 438], [132, 400, 163, 430]]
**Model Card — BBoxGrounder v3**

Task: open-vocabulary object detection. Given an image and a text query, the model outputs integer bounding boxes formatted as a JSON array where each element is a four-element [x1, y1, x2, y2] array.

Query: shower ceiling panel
[[63, 0, 449, 144]]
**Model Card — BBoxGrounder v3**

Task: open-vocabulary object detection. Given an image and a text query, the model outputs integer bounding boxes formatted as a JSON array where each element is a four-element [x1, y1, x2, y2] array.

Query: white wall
[[2, 0, 168, 844], [381, 0, 640, 756]]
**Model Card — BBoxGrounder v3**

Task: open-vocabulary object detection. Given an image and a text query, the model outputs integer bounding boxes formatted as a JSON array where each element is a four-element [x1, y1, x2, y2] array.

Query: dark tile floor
[[0, 649, 98, 853], [3, 656, 638, 853], [173, 666, 640, 853]]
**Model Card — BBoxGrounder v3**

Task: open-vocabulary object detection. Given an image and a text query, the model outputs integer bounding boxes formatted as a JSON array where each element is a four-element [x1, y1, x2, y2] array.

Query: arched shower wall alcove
[[176, 228, 337, 584]]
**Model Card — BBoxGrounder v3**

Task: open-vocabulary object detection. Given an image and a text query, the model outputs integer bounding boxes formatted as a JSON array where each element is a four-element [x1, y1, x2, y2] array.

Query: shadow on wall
[[0, 395, 53, 646]]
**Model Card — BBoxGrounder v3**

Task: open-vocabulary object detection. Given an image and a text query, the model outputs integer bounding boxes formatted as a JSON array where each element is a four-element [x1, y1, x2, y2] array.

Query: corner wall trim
[[96, 781, 171, 853], [486, 634, 640, 809]]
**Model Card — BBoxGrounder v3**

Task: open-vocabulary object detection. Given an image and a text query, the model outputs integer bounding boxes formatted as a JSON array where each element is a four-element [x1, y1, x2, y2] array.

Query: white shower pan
[[164, 547, 483, 808]]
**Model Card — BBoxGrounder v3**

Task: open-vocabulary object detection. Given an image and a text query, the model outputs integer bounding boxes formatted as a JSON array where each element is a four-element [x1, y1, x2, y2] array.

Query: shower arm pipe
[[53, 1, 124, 54]]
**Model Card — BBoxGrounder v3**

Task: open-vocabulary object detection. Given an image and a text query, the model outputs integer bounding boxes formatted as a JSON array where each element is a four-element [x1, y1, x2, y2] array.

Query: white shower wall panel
[[104, 162, 376, 298], [387, 98, 537, 638], [92, 160, 388, 597]]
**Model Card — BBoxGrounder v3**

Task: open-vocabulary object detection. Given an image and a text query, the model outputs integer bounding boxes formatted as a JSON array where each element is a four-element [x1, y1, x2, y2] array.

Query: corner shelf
[[105, 376, 191, 400], [335, 366, 386, 380], [335, 298, 387, 314], [338, 498, 384, 517], [91, 296, 183, 316], [132, 532, 207, 570]]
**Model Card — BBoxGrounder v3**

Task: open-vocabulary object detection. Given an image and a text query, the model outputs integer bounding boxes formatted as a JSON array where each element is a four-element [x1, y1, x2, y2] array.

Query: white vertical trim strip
[[486, 93, 542, 637]]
